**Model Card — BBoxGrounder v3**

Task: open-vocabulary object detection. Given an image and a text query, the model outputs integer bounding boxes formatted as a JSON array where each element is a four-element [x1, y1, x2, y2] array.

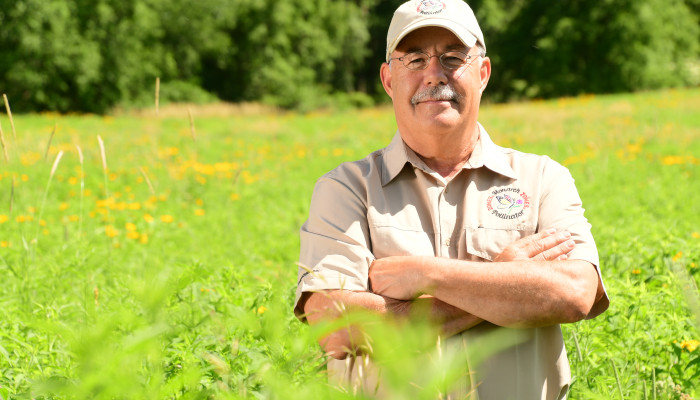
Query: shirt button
[[445, 238, 451, 246]]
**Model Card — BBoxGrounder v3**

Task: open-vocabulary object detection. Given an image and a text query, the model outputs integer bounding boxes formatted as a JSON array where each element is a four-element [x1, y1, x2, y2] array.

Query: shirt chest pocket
[[370, 224, 436, 258], [461, 225, 536, 261]]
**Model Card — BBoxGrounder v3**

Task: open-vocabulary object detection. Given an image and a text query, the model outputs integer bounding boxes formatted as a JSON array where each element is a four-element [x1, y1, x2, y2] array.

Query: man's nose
[[423, 55, 448, 86]]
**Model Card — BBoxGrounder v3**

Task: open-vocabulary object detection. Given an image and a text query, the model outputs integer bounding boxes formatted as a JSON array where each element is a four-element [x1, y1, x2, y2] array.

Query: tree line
[[0, 0, 698, 113]]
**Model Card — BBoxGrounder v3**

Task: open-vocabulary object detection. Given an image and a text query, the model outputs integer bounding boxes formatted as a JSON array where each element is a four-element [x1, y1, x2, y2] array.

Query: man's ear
[[479, 56, 491, 94], [380, 62, 393, 99]]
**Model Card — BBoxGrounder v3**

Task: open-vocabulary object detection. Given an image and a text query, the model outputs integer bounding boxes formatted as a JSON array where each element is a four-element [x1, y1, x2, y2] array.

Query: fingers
[[519, 230, 572, 258], [532, 237, 575, 261], [511, 228, 558, 250], [496, 229, 575, 262]]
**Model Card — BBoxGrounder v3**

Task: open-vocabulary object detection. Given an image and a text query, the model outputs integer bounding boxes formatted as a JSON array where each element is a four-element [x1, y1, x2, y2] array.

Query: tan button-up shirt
[[295, 125, 609, 399]]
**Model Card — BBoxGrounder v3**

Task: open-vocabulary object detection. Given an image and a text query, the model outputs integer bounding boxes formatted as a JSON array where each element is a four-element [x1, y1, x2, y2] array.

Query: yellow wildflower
[[680, 340, 699, 352], [59, 202, 69, 211], [16, 215, 28, 223], [143, 213, 155, 223], [126, 231, 140, 240], [68, 177, 78, 185], [626, 143, 642, 153], [230, 193, 240, 201], [0, 215, 8, 224], [194, 209, 205, 216], [241, 171, 257, 185], [195, 198, 204, 206], [0, 241, 9, 247], [104, 225, 119, 238], [672, 251, 683, 262], [125, 222, 137, 231], [68, 215, 79, 222], [257, 306, 267, 315], [96, 198, 115, 208], [160, 215, 174, 223], [692, 232, 700, 239], [631, 269, 641, 274], [661, 155, 684, 165], [139, 233, 149, 244]]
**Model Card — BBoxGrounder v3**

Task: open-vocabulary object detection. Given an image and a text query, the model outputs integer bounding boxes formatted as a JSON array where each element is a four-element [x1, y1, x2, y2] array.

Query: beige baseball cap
[[386, 0, 485, 62]]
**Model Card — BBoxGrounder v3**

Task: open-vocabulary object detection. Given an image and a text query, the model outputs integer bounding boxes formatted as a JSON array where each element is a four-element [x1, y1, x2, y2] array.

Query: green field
[[1, 88, 699, 399]]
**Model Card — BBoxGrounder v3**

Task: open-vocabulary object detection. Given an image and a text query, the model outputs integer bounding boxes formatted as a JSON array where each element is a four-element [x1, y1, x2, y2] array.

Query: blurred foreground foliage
[[0, 0, 698, 112], [0, 88, 698, 398]]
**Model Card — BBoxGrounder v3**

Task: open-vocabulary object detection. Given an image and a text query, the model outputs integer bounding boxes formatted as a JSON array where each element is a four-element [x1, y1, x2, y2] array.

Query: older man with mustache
[[293, 0, 609, 398]]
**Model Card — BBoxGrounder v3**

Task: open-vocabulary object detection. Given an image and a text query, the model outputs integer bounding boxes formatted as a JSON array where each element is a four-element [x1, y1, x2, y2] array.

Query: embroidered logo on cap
[[417, 0, 446, 15], [486, 187, 530, 220]]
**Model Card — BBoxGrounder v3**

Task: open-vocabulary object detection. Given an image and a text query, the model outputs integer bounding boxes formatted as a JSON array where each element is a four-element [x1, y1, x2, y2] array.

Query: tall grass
[[0, 88, 698, 399]]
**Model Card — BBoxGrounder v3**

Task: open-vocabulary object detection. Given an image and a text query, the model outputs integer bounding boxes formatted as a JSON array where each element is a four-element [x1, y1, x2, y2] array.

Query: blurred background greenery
[[0, 0, 698, 113]]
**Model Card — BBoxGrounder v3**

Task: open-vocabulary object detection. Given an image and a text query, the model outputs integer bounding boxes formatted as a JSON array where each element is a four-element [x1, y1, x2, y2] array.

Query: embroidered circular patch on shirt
[[486, 188, 530, 220], [417, 0, 446, 15]]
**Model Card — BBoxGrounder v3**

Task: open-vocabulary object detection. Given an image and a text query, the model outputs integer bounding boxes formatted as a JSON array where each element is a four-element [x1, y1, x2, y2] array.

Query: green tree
[[472, 0, 700, 100], [0, 0, 102, 112], [202, 0, 376, 110]]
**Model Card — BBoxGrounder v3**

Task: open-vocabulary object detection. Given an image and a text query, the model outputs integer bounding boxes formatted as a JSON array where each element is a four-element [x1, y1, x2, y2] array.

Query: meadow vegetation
[[0, 88, 699, 399]]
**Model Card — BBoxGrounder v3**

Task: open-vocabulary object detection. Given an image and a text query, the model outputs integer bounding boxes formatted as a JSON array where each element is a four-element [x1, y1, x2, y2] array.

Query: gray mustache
[[411, 85, 463, 105]]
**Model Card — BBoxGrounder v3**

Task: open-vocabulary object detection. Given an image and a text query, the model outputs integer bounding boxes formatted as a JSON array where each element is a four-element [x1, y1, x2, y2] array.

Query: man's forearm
[[412, 294, 484, 336], [301, 290, 482, 359], [371, 256, 600, 328], [431, 258, 599, 327]]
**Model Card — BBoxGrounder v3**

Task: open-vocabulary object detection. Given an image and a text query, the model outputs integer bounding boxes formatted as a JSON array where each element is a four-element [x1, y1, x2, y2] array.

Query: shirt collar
[[381, 124, 517, 186], [381, 131, 413, 186], [467, 124, 517, 180]]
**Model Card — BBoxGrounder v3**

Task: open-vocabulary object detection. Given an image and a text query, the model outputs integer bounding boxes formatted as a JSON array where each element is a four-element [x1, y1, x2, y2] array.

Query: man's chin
[[414, 108, 463, 130]]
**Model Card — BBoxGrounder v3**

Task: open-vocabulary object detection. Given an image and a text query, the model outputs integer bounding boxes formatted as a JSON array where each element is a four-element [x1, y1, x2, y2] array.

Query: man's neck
[[404, 124, 480, 180]]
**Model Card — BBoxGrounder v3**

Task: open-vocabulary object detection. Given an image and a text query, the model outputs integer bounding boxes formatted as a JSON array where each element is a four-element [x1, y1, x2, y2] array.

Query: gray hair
[[476, 42, 486, 57]]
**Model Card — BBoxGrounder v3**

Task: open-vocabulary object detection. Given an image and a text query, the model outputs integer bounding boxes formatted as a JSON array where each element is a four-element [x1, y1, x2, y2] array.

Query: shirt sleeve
[[538, 158, 610, 319], [294, 172, 375, 320]]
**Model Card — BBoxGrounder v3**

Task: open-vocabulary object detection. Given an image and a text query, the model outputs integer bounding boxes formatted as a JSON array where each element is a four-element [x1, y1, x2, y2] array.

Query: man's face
[[380, 26, 490, 140]]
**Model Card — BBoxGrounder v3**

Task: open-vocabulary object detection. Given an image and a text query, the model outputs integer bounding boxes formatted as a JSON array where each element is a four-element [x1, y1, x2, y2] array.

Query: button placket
[[437, 185, 454, 257]]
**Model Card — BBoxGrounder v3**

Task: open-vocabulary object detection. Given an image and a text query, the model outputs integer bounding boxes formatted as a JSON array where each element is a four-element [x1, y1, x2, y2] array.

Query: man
[[294, 0, 609, 398]]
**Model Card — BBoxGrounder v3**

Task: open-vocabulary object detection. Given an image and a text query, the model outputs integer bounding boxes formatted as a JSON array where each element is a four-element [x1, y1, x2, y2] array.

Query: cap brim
[[386, 19, 478, 62]]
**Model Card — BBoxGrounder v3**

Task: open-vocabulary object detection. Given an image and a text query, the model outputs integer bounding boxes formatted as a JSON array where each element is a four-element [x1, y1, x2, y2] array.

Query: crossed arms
[[299, 229, 604, 359]]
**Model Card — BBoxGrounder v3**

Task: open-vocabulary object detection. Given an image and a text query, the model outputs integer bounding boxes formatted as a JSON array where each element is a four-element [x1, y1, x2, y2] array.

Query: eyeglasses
[[389, 51, 479, 70]]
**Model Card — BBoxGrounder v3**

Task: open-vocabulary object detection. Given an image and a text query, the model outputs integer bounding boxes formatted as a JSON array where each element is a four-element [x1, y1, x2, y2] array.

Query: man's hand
[[494, 229, 574, 262], [369, 256, 429, 300], [369, 229, 574, 300]]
